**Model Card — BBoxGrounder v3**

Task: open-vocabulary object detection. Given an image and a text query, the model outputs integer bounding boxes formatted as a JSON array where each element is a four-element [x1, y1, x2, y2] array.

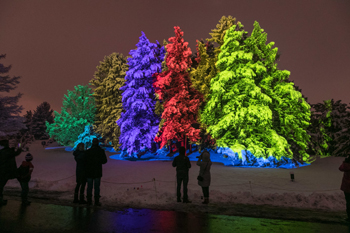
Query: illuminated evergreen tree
[[311, 99, 349, 156], [46, 85, 95, 146], [73, 125, 102, 150], [31, 101, 54, 139], [202, 22, 311, 162], [0, 54, 25, 138], [90, 53, 128, 150], [117, 32, 165, 155], [208, 15, 238, 56], [153, 27, 203, 149]]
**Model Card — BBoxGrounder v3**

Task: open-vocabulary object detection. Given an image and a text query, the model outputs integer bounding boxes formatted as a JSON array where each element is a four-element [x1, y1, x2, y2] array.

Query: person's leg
[[79, 179, 87, 204], [86, 178, 93, 205], [176, 176, 182, 202], [202, 187, 209, 204], [0, 178, 8, 205], [183, 176, 190, 203], [74, 182, 81, 203], [20, 182, 30, 205], [94, 178, 101, 206], [345, 192, 350, 220]]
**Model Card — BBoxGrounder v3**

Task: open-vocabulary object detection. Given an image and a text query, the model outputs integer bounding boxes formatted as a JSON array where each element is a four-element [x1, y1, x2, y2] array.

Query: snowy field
[[5, 141, 346, 212]]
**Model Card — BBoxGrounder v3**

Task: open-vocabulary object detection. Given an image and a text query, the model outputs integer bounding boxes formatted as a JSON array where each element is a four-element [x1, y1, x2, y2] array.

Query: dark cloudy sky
[[1, 0, 350, 114]]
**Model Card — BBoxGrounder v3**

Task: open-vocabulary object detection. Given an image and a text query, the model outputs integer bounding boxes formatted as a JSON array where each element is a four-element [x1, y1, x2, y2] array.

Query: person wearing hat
[[17, 153, 34, 206], [0, 139, 22, 206], [197, 149, 212, 204], [339, 156, 350, 222]]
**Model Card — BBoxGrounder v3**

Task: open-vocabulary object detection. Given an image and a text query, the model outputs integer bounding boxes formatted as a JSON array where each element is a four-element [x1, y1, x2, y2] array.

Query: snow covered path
[[6, 141, 346, 212]]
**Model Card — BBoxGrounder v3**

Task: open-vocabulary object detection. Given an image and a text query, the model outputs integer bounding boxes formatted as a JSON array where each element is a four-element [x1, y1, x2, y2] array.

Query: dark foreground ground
[[1, 189, 350, 233]]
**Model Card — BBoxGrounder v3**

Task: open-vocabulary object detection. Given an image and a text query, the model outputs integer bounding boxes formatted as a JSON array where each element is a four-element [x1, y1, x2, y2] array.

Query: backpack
[[17, 165, 30, 181]]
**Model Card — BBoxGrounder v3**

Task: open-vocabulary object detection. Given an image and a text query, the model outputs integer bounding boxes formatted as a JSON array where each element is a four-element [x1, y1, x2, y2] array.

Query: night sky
[[1, 0, 350, 114]]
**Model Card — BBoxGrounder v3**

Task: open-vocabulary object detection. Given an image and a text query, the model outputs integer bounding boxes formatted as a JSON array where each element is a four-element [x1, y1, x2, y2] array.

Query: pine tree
[[153, 27, 203, 149], [31, 102, 54, 139], [46, 85, 95, 146], [117, 32, 165, 156], [202, 22, 311, 162], [311, 99, 349, 156], [90, 53, 128, 150], [73, 125, 102, 150], [0, 54, 25, 138], [208, 15, 238, 55]]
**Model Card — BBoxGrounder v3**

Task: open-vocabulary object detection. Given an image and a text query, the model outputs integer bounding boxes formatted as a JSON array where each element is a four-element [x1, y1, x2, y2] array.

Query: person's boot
[[73, 193, 79, 203], [183, 198, 192, 204], [79, 195, 88, 204], [202, 197, 209, 204], [94, 196, 101, 206], [0, 199, 8, 206], [87, 196, 92, 205], [177, 197, 182, 202], [21, 199, 31, 206]]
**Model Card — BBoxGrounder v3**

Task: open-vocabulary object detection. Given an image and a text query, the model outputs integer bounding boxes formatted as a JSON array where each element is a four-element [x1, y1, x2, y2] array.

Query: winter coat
[[17, 161, 34, 183], [197, 150, 212, 187], [339, 161, 350, 193], [85, 145, 107, 179], [0, 147, 22, 179], [73, 150, 87, 183], [172, 154, 191, 178]]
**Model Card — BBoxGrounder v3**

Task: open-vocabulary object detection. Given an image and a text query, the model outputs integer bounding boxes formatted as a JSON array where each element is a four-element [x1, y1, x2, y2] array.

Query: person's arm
[[101, 149, 107, 164], [172, 157, 177, 167], [339, 162, 350, 172], [187, 157, 191, 169]]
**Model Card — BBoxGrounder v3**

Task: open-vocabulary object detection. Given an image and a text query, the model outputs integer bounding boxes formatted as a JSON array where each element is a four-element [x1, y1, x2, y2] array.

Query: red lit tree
[[153, 27, 203, 153]]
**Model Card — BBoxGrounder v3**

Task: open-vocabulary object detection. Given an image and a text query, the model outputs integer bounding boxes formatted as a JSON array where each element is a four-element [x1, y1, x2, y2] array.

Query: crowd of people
[[1, 137, 350, 222]]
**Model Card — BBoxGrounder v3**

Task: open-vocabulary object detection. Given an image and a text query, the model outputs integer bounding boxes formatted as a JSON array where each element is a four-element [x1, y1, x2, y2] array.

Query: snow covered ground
[[5, 141, 346, 212]]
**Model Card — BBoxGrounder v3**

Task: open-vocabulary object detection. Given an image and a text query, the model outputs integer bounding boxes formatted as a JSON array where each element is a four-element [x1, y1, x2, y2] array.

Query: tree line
[[2, 16, 349, 163]]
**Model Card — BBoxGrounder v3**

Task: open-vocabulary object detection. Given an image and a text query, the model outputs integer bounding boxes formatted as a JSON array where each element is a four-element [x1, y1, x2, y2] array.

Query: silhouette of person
[[17, 153, 34, 206], [197, 149, 212, 204], [73, 143, 87, 204], [85, 138, 107, 206], [339, 156, 350, 222], [172, 146, 191, 203], [0, 139, 22, 206]]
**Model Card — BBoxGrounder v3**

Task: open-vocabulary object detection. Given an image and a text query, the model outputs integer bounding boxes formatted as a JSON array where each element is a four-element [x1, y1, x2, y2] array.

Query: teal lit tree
[[117, 32, 165, 156], [202, 22, 311, 162], [73, 125, 102, 150], [46, 85, 95, 146]]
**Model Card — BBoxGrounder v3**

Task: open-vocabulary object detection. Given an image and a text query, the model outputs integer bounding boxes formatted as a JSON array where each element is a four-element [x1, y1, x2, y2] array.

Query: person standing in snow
[[197, 149, 212, 204], [172, 146, 191, 203], [73, 143, 87, 204], [17, 153, 34, 206], [339, 156, 350, 221], [85, 138, 107, 206], [0, 139, 22, 206]]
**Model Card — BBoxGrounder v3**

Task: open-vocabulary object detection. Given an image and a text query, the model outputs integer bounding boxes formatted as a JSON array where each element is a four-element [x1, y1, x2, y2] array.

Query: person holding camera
[[197, 149, 212, 204], [339, 156, 350, 222]]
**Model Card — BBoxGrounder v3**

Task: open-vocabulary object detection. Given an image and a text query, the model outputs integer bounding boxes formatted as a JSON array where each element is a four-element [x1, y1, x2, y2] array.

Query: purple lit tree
[[117, 32, 165, 156]]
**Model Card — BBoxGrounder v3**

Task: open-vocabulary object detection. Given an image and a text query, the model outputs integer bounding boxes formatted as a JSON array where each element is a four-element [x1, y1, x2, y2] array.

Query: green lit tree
[[46, 85, 95, 146], [202, 22, 311, 162], [190, 16, 239, 148], [90, 53, 128, 150]]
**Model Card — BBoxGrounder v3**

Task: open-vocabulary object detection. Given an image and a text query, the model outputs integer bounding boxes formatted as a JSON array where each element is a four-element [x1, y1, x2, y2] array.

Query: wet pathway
[[0, 200, 349, 233]]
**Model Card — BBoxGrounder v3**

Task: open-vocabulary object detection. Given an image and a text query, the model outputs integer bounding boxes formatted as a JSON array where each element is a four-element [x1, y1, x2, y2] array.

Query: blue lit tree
[[117, 32, 165, 156]]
